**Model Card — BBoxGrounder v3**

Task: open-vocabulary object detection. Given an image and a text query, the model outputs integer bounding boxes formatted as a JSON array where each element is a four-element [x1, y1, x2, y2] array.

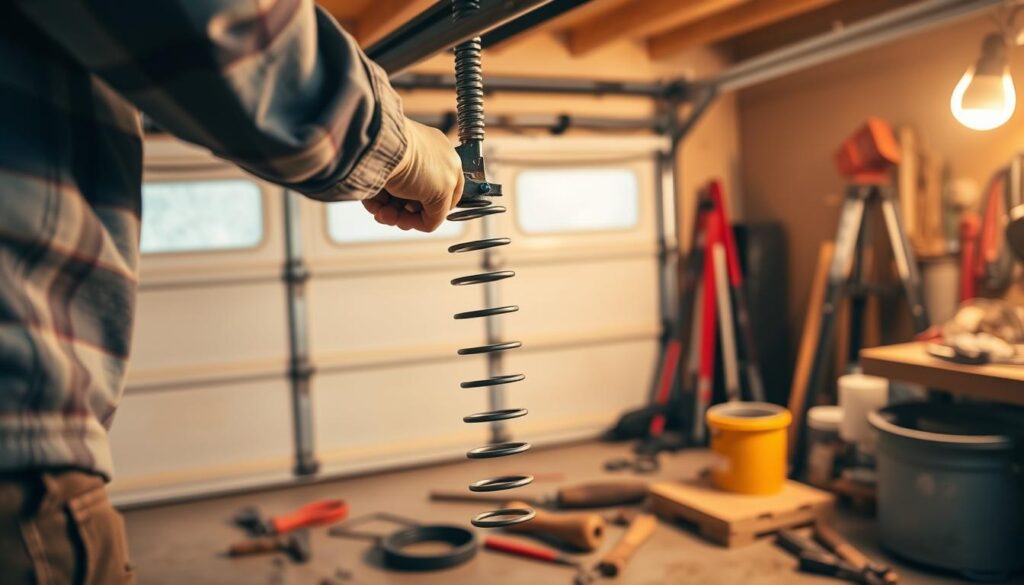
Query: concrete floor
[[122, 442, 994, 585]]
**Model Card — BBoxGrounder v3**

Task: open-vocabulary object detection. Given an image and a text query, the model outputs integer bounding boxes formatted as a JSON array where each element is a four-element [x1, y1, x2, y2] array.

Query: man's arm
[[16, 0, 462, 230]]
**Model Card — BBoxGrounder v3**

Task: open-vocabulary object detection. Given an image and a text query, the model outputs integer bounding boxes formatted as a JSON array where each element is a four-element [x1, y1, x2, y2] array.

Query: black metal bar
[[366, 0, 555, 74], [392, 73, 667, 97], [696, 0, 1000, 94], [283, 191, 320, 476], [672, 86, 717, 145], [408, 111, 661, 132], [481, 0, 593, 49]]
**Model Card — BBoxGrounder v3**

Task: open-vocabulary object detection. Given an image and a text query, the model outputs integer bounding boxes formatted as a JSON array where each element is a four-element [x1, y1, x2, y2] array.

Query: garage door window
[[327, 201, 462, 244], [515, 168, 639, 234], [141, 180, 264, 254]]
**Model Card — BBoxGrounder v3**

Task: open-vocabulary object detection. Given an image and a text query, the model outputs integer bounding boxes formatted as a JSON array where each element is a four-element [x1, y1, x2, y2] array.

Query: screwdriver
[[485, 536, 581, 567], [484, 537, 594, 585], [430, 480, 648, 509]]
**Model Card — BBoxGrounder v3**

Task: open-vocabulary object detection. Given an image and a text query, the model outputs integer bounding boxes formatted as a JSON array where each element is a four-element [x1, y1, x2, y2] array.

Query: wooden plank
[[860, 342, 1024, 406], [647, 0, 840, 60], [650, 478, 834, 548], [567, 0, 747, 56], [787, 242, 833, 461], [318, 0, 373, 21], [727, 0, 917, 60], [355, 0, 435, 46]]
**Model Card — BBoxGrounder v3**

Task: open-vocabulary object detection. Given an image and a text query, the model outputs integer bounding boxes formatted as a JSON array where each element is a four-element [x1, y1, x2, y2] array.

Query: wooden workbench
[[122, 442, 972, 584], [860, 342, 1024, 406]]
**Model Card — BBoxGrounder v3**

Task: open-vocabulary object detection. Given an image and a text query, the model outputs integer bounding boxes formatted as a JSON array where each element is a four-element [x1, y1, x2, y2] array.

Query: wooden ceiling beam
[[726, 0, 917, 60], [568, 0, 749, 56], [355, 0, 435, 46], [647, 0, 841, 60]]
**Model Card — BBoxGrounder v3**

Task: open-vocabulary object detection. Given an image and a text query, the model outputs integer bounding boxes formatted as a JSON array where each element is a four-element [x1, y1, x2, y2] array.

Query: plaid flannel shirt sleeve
[[14, 0, 407, 201]]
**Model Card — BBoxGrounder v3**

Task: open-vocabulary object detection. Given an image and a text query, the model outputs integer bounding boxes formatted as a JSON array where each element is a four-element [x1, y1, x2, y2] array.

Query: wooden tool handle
[[555, 480, 648, 508], [504, 501, 606, 552], [597, 513, 657, 577], [814, 522, 869, 568], [228, 537, 280, 557]]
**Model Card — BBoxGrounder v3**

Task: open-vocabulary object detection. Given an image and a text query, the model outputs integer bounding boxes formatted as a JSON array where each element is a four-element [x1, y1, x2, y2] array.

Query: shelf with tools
[[860, 342, 1024, 406]]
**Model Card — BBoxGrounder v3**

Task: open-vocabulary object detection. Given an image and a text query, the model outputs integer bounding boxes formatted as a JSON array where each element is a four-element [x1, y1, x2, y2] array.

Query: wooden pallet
[[649, 478, 834, 547]]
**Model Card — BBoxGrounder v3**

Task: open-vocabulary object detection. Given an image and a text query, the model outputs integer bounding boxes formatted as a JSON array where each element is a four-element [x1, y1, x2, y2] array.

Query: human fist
[[362, 118, 464, 232]]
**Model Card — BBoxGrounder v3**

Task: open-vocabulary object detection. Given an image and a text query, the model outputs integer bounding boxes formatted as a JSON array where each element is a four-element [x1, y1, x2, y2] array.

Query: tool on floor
[[430, 479, 648, 510], [319, 567, 355, 585], [228, 529, 311, 563], [603, 453, 660, 474], [776, 529, 886, 585], [790, 118, 931, 476], [595, 512, 657, 577], [445, 0, 533, 530], [328, 513, 478, 571], [775, 528, 823, 558], [485, 536, 587, 574], [501, 500, 606, 552], [799, 551, 879, 584], [233, 499, 349, 537], [486, 536, 595, 584], [814, 521, 899, 584]]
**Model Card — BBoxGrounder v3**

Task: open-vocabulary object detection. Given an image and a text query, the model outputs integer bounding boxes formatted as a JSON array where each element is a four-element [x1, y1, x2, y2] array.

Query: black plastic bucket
[[869, 402, 1024, 580]]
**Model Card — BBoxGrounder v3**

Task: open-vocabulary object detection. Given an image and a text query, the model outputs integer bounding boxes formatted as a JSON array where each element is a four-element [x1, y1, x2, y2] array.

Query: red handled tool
[[484, 536, 580, 567], [271, 499, 349, 534], [235, 499, 349, 536]]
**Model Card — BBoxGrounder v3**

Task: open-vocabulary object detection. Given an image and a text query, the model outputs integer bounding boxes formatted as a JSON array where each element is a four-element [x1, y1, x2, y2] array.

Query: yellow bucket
[[706, 402, 791, 495]]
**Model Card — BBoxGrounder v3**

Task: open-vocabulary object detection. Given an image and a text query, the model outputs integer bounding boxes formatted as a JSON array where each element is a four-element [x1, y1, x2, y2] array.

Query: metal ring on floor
[[380, 524, 478, 571]]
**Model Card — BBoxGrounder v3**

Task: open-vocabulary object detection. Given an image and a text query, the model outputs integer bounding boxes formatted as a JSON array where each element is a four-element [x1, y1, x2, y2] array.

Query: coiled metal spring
[[450, 0, 534, 529]]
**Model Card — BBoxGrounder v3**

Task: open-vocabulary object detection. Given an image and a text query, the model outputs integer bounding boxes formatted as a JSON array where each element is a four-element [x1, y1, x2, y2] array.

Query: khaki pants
[[0, 470, 134, 585]]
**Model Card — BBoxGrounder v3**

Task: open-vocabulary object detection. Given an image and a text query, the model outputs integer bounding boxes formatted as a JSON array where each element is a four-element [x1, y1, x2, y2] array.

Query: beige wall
[[738, 14, 1024, 358], [400, 35, 742, 246]]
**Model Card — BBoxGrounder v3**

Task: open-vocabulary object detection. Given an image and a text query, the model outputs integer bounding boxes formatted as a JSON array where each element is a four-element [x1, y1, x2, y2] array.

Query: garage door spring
[[448, 0, 534, 529]]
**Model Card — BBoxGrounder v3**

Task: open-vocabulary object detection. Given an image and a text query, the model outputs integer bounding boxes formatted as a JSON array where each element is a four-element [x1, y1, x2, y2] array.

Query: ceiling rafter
[[355, 0, 437, 46], [567, 0, 749, 56], [647, 0, 841, 60]]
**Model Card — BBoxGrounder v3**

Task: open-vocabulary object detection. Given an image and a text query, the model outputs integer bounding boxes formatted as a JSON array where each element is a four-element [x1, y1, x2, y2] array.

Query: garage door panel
[[502, 340, 658, 438], [502, 258, 659, 339], [308, 271, 486, 354], [109, 379, 292, 486], [132, 284, 289, 370], [314, 359, 489, 464]]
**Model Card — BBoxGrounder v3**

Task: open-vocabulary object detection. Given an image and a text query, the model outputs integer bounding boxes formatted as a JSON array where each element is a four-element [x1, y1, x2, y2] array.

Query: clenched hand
[[363, 118, 464, 232]]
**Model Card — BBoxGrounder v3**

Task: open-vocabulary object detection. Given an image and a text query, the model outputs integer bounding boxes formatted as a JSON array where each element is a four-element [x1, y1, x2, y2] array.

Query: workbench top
[[861, 342, 1024, 406], [122, 441, 972, 585]]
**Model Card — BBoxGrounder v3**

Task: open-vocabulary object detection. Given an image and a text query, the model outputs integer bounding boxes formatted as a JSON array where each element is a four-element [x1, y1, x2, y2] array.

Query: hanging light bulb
[[951, 33, 1015, 131]]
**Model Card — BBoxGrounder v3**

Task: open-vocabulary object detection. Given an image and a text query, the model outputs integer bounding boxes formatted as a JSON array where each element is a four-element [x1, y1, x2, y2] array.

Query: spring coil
[[452, 0, 484, 143], [453, 40, 485, 143], [448, 199, 534, 529], [450, 0, 533, 529]]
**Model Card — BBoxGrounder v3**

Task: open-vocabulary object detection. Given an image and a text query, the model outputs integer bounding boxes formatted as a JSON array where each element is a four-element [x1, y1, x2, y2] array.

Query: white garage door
[[109, 136, 663, 504]]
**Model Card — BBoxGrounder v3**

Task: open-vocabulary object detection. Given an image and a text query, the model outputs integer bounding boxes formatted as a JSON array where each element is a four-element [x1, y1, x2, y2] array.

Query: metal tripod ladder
[[792, 179, 931, 473]]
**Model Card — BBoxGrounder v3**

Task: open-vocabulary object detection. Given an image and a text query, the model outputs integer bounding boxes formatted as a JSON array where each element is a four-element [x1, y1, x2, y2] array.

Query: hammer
[[228, 530, 311, 563]]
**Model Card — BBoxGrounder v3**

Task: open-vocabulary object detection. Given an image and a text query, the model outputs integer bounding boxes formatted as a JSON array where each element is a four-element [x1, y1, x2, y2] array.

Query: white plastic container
[[838, 373, 887, 454]]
